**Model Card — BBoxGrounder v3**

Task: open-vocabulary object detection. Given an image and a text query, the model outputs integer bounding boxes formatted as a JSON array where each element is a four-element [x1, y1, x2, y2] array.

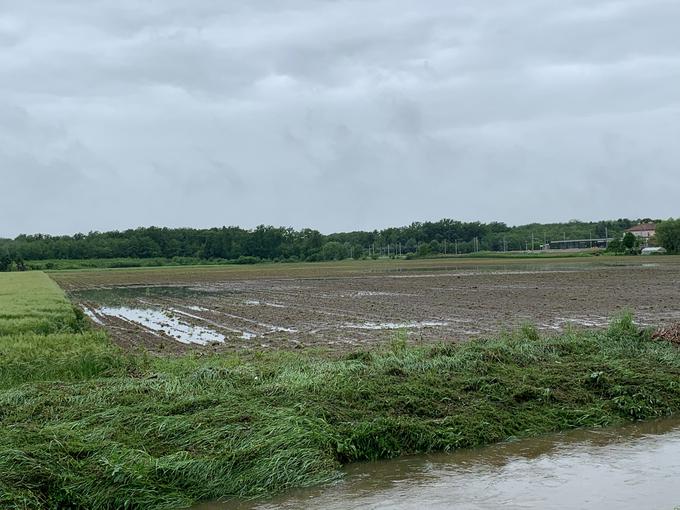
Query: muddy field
[[52, 257, 680, 352]]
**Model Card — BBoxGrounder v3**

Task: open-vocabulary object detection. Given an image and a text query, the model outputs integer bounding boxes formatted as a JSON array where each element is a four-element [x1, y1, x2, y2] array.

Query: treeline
[[0, 218, 659, 266]]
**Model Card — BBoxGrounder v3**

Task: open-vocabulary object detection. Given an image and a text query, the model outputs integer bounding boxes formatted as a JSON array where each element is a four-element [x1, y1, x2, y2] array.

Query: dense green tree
[[320, 241, 348, 261], [606, 237, 623, 253], [0, 217, 647, 264], [404, 238, 417, 253], [0, 253, 11, 272], [417, 243, 431, 257], [656, 219, 680, 254], [622, 232, 638, 252]]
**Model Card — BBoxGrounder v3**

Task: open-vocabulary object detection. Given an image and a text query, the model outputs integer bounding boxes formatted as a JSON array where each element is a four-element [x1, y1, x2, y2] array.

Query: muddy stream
[[197, 417, 680, 510]]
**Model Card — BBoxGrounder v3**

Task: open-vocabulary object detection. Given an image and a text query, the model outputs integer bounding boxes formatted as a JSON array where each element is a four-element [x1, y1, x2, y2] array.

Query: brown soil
[[53, 257, 680, 353]]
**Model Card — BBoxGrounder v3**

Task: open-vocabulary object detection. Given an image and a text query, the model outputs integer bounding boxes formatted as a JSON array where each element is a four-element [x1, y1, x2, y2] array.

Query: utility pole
[[443, 239, 447, 255], [531, 233, 534, 252]]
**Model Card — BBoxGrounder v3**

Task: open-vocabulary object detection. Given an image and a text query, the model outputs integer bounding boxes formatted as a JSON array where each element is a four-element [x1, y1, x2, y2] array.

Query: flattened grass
[[2, 315, 680, 508], [1, 272, 679, 508]]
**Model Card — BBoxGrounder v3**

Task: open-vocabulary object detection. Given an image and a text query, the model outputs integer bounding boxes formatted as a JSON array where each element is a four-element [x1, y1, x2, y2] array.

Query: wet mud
[[57, 258, 680, 352]]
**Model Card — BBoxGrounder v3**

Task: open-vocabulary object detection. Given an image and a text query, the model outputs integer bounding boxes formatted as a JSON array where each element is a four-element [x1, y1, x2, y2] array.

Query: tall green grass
[[1, 315, 680, 508], [1, 273, 679, 508]]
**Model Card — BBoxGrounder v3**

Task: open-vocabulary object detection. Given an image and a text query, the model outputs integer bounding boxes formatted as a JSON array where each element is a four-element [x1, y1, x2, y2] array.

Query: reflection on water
[[72, 285, 216, 305], [197, 417, 680, 510], [342, 321, 449, 330], [98, 306, 227, 344]]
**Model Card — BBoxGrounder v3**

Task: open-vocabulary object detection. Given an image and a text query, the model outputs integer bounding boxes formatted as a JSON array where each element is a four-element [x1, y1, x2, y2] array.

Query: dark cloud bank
[[1, 0, 679, 237]]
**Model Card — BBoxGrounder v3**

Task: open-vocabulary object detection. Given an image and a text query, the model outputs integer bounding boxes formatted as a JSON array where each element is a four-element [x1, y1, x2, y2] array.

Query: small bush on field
[[234, 255, 261, 264]]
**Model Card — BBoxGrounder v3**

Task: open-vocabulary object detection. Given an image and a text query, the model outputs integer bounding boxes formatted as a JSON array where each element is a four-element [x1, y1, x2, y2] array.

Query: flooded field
[[197, 417, 680, 510], [54, 257, 680, 351]]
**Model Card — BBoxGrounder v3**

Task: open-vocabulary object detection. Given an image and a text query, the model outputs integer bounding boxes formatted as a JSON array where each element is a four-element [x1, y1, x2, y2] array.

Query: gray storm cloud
[[1, 0, 679, 236]]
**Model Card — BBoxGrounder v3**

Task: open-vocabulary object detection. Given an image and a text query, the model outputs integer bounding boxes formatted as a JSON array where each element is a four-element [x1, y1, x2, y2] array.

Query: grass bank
[[1, 273, 679, 509]]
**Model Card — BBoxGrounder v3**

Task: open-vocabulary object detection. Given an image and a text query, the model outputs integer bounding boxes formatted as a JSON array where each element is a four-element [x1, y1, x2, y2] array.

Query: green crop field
[[0, 272, 122, 389], [1, 271, 680, 509], [0, 272, 83, 335]]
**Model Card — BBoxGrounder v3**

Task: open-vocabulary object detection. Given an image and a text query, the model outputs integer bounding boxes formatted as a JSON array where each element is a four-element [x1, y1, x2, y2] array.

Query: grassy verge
[[1, 273, 679, 509]]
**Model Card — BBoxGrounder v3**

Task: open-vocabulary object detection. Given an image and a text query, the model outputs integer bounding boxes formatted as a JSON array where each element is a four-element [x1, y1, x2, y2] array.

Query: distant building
[[626, 223, 656, 240], [641, 247, 666, 255]]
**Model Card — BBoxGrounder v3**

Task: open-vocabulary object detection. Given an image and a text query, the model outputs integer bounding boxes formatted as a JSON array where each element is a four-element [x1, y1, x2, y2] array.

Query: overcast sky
[[1, 0, 679, 237]]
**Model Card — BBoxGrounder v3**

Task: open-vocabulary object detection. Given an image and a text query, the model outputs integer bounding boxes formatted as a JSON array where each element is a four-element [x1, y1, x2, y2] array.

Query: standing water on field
[[196, 417, 680, 510]]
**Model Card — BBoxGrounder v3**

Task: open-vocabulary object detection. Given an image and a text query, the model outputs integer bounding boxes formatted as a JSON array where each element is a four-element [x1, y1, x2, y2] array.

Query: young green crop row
[[1, 272, 679, 509]]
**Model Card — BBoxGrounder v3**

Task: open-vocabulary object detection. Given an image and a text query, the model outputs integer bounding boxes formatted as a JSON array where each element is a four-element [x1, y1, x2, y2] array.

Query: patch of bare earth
[[54, 258, 680, 353]]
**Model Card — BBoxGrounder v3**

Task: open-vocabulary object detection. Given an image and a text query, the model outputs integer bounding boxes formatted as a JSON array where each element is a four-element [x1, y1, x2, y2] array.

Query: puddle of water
[[553, 316, 610, 328], [198, 417, 680, 510], [81, 306, 104, 325], [97, 306, 226, 345], [245, 300, 286, 308], [188, 305, 211, 312], [168, 308, 259, 339], [343, 321, 449, 331], [214, 310, 296, 334], [354, 291, 401, 297]]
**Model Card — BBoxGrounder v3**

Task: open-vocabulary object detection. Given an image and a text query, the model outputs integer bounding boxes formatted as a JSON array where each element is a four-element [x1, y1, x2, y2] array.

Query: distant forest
[[0, 218, 656, 266]]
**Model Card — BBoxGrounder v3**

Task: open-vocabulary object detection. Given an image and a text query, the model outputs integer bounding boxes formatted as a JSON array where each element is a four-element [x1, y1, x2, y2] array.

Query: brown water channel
[[197, 417, 680, 510]]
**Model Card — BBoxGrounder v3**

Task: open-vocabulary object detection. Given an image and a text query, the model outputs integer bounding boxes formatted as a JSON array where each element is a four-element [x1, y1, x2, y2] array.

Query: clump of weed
[[607, 311, 638, 341], [520, 322, 541, 342]]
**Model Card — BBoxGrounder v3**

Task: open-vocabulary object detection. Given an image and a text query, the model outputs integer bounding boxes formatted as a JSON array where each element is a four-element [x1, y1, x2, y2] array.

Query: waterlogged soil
[[196, 417, 680, 510], [56, 257, 680, 352]]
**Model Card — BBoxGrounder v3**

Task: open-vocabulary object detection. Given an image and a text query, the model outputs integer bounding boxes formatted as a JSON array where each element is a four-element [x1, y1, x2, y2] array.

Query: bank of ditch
[[1, 272, 679, 509]]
